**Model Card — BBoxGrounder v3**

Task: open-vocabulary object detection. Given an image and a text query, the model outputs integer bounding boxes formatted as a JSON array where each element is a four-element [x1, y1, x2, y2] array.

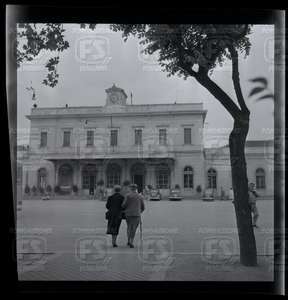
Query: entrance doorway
[[82, 164, 97, 195], [132, 174, 144, 193], [131, 162, 146, 193]]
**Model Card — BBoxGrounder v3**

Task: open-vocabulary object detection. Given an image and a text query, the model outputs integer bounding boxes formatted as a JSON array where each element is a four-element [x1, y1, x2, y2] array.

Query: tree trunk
[[229, 115, 257, 266]]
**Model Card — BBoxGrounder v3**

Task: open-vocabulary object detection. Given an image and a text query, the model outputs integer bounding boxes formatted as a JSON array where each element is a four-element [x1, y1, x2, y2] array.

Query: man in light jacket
[[122, 184, 145, 248]]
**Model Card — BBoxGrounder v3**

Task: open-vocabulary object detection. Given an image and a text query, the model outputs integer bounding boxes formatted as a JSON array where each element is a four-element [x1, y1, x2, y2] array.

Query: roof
[[26, 102, 207, 120], [245, 140, 274, 147]]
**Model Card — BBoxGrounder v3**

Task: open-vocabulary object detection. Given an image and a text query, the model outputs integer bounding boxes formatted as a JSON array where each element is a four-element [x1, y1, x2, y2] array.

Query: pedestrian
[[105, 185, 125, 247], [122, 184, 145, 248], [143, 185, 150, 201], [248, 182, 260, 228]]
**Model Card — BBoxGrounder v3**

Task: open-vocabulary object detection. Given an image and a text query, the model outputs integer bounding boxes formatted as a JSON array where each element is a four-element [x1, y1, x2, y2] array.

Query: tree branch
[[195, 73, 242, 120], [228, 45, 250, 114]]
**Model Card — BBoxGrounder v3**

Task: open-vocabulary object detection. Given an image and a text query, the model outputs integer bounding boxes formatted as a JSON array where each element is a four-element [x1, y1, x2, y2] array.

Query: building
[[204, 140, 274, 198], [20, 84, 274, 199]]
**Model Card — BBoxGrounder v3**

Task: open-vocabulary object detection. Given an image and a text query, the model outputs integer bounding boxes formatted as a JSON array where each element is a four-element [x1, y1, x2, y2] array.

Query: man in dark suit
[[106, 185, 125, 247]]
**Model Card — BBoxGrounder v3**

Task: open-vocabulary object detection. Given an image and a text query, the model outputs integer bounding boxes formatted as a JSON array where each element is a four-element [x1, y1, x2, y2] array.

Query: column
[[98, 161, 104, 184], [54, 161, 58, 187], [146, 164, 154, 187], [123, 159, 129, 182], [76, 161, 81, 188], [170, 160, 176, 189]]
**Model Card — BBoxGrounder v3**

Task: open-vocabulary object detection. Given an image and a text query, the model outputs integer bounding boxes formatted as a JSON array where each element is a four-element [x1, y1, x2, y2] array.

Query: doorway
[[133, 174, 144, 193]]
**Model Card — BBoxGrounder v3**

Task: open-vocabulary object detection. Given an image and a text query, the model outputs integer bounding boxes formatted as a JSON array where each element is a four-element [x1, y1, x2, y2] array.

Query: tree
[[17, 23, 69, 87], [110, 24, 257, 266]]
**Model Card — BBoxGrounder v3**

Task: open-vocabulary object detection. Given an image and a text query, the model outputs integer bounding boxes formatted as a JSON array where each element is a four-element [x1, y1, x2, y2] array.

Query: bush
[[54, 185, 61, 194], [31, 185, 37, 195], [97, 179, 104, 186], [147, 184, 153, 190], [123, 180, 130, 186], [24, 185, 30, 194], [46, 185, 52, 193], [175, 184, 180, 189], [72, 185, 78, 193], [196, 185, 202, 193]]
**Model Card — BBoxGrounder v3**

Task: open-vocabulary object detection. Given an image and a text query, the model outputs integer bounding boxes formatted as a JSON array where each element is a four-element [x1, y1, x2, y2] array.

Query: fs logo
[[17, 236, 46, 265], [201, 236, 236, 265], [138, 235, 173, 265], [75, 236, 108, 264], [75, 36, 111, 65]]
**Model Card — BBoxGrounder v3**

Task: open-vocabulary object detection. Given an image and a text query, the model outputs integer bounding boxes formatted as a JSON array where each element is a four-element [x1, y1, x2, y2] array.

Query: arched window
[[58, 164, 73, 187], [82, 164, 97, 189], [184, 166, 194, 188], [156, 164, 170, 189], [207, 168, 217, 189], [106, 163, 121, 188], [38, 168, 47, 188], [256, 168, 266, 189]]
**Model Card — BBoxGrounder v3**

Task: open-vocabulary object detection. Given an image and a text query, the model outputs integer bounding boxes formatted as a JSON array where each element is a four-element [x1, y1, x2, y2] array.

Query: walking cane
[[139, 217, 143, 247]]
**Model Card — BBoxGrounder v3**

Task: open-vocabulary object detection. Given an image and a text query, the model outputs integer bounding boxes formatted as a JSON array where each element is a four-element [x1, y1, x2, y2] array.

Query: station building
[[19, 84, 274, 199]]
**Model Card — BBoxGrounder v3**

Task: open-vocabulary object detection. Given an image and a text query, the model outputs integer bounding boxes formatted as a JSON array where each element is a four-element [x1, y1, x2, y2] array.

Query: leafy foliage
[[17, 23, 69, 87], [110, 24, 252, 78]]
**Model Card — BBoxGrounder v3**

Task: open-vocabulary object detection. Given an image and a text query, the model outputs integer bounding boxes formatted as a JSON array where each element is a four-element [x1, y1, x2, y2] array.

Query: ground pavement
[[16, 199, 274, 281]]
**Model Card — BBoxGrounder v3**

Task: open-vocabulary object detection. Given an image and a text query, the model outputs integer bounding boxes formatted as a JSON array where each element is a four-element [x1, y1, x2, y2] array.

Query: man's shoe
[[113, 244, 118, 247], [129, 244, 134, 248]]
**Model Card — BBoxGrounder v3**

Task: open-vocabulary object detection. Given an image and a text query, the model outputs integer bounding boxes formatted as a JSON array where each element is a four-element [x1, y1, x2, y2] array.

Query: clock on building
[[110, 93, 120, 104], [105, 84, 128, 106]]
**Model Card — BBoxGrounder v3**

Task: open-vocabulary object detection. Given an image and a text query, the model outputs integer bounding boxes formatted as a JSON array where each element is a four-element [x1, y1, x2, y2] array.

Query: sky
[[17, 24, 274, 147]]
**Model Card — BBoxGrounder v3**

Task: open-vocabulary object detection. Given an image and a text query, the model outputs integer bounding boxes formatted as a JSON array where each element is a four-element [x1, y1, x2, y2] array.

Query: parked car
[[168, 189, 183, 201], [149, 189, 161, 201], [202, 188, 215, 201]]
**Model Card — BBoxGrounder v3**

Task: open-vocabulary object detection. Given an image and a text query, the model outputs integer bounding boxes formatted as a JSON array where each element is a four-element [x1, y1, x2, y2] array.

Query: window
[[106, 164, 121, 188], [63, 131, 71, 147], [135, 129, 142, 145], [86, 130, 94, 146], [184, 166, 194, 188], [82, 174, 90, 189], [207, 168, 217, 189], [256, 168, 266, 189], [156, 164, 170, 189], [82, 164, 97, 189], [159, 129, 167, 145], [110, 129, 118, 146], [184, 128, 192, 145], [40, 132, 47, 147]]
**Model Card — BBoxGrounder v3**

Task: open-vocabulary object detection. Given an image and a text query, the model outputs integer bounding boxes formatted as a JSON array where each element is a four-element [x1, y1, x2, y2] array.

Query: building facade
[[20, 85, 274, 199]]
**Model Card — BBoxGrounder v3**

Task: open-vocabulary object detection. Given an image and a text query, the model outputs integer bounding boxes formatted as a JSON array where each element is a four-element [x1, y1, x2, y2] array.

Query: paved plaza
[[16, 199, 274, 281]]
